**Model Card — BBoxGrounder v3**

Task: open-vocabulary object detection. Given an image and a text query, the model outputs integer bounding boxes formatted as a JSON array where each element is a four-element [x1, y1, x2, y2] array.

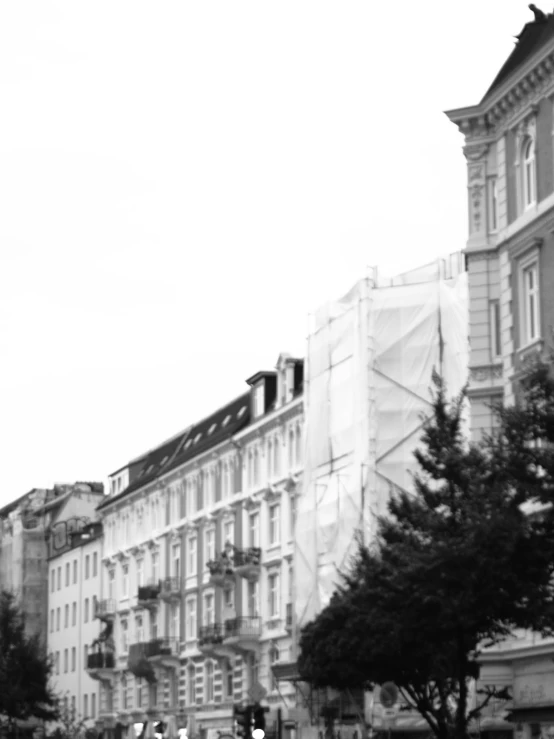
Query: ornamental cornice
[[114, 550, 130, 562], [262, 485, 282, 503], [243, 495, 261, 512], [448, 51, 554, 145], [469, 365, 503, 383]]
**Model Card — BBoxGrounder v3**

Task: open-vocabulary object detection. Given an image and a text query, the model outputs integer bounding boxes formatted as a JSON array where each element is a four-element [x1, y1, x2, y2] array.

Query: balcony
[[128, 642, 157, 683], [221, 616, 261, 654], [146, 637, 180, 670], [159, 576, 181, 602], [137, 581, 161, 609], [233, 547, 261, 581], [95, 599, 117, 622], [86, 651, 115, 683], [286, 603, 293, 633], [198, 623, 224, 656], [207, 555, 235, 587]]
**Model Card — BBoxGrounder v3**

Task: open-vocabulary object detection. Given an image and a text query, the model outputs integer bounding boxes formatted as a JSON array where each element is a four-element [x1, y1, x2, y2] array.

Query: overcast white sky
[[0, 1, 532, 503]]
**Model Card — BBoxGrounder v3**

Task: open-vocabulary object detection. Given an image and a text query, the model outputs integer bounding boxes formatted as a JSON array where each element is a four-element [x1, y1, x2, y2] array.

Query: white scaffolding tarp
[[295, 254, 469, 634]]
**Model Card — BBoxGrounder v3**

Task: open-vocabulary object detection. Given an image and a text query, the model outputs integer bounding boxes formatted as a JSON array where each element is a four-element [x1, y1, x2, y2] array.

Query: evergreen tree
[[0, 590, 59, 733], [298, 368, 554, 739]]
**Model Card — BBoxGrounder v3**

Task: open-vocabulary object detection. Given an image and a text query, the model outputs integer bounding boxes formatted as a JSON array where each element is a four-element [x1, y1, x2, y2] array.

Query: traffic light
[[234, 705, 253, 739], [252, 704, 267, 739]]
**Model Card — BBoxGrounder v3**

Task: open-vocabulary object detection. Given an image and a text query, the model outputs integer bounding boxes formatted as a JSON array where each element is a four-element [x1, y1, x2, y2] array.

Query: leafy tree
[[298, 368, 554, 739], [46, 694, 87, 739], [0, 590, 59, 734]]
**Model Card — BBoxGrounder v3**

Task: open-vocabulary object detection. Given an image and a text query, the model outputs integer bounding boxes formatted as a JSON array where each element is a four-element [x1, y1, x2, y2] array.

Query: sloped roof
[[98, 392, 251, 509], [483, 15, 554, 100]]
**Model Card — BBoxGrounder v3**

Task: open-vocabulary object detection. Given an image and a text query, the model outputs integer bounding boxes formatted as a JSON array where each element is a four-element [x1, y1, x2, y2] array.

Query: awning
[[507, 707, 554, 724]]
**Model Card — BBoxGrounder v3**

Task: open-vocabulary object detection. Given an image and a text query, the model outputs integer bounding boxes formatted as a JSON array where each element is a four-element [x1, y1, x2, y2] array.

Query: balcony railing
[[94, 598, 117, 621], [223, 616, 261, 640], [87, 651, 115, 670], [159, 576, 181, 599], [138, 580, 161, 604], [198, 623, 224, 647], [147, 637, 179, 658]]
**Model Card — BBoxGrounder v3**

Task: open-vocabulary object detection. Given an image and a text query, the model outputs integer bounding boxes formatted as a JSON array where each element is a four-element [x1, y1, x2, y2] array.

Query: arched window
[[523, 136, 536, 208]]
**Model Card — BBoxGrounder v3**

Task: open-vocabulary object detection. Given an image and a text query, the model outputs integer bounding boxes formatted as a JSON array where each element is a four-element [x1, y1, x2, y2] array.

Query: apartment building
[[0, 482, 104, 641], [446, 6, 554, 737], [87, 354, 303, 739], [47, 521, 103, 725]]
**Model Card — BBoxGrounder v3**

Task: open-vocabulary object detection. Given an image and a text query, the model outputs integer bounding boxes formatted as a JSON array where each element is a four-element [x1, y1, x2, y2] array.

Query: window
[[64, 604, 69, 628], [122, 564, 129, 597], [150, 611, 158, 640], [186, 597, 197, 640], [205, 661, 214, 703], [108, 569, 115, 599], [224, 658, 234, 699], [72, 601, 77, 626], [223, 520, 234, 546], [136, 678, 143, 709], [187, 536, 197, 575], [57, 567, 61, 590], [268, 572, 280, 618], [50, 570, 55, 593], [267, 439, 273, 478], [136, 558, 144, 587], [135, 615, 144, 643], [269, 645, 280, 691], [64, 649, 68, 673], [205, 529, 215, 567], [187, 664, 196, 705], [488, 177, 498, 232], [71, 695, 76, 714], [121, 619, 128, 652], [84, 694, 88, 719], [84, 598, 89, 623], [55, 651, 60, 675], [523, 137, 536, 208], [172, 544, 180, 579], [50, 609, 54, 632], [151, 552, 159, 582], [84, 644, 89, 664], [91, 693, 96, 719], [170, 603, 180, 639], [203, 593, 214, 626], [290, 495, 297, 539], [254, 384, 265, 418], [295, 424, 302, 464], [121, 675, 128, 711], [273, 436, 280, 476], [71, 647, 76, 671], [65, 563, 70, 586], [247, 581, 259, 617], [93, 552, 98, 577], [56, 608, 60, 631], [73, 559, 78, 584], [269, 504, 280, 545], [249, 512, 260, 548], [224, 585, 234, 610], [521, 259, 540, 346], [85, 555, 90, 579], [490, 300, 501, 359], [288, 428, 295, 468]]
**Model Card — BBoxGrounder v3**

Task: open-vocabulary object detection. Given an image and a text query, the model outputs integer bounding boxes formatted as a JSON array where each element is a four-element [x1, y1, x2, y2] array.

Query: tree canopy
[[0, 589, 59, 727], [298, 365, 554, 739]]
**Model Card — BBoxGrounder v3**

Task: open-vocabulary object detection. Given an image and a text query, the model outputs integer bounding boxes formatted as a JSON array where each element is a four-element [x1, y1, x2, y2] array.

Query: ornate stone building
[[87, 354, 303, 739], [446, 6, 554, 737]]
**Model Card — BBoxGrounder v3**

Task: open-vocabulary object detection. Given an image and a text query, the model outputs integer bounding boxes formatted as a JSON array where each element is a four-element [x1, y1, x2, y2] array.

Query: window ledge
[[516, 337, 544, 360]]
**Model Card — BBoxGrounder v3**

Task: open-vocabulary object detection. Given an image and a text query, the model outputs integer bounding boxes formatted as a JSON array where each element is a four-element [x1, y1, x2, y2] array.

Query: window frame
[[522, 136, 537, 209], [518, 252, 541, 348]]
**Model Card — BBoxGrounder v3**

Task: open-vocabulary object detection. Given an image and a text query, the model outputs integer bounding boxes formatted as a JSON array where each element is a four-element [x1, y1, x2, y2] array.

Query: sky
[[0, 1, 533, 503]]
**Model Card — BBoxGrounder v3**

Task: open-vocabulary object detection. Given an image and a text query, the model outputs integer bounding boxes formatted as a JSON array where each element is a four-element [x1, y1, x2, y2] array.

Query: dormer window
[[222, 414, 231, 427], [208, 423, 217, 435], [254, 384, 265, 419], [523, 136, 536, 209]]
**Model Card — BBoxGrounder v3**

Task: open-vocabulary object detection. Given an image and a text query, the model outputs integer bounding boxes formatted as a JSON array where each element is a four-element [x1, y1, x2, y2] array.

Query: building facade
[[0, 482, 104, 641], [447, 6, 554, 737], [88, 354, 303, 739], [47, 521, 103, 726]]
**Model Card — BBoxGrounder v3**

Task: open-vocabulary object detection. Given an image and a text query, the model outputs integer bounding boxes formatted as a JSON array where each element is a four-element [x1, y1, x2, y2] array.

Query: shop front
[[508, 656, 554, 739]]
